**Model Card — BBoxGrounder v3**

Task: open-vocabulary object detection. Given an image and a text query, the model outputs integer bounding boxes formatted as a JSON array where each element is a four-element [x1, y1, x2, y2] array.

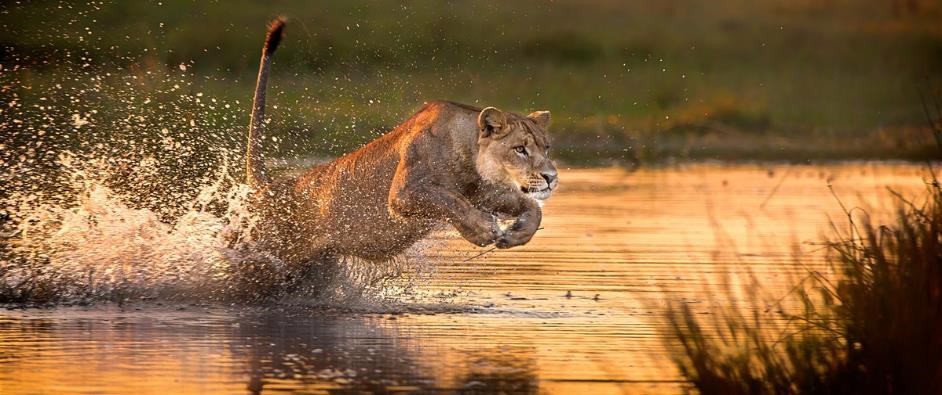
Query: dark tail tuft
[[265, 18, 286, 55]]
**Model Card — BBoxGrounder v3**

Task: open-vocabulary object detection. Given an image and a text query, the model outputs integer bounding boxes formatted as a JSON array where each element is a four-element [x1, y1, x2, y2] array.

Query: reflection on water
[[0, 163, 934, 394]]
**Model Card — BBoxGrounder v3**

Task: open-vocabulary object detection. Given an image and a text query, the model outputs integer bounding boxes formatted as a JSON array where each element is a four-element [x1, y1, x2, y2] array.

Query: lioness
[[246, 19, 558, 267]]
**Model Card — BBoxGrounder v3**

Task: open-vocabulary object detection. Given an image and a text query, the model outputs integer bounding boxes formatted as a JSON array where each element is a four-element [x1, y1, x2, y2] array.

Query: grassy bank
[[2, 0, 941, 165]]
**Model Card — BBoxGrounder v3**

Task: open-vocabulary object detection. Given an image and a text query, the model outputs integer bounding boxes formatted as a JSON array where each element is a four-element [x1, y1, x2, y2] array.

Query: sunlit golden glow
[[0, 164, 934, 393]]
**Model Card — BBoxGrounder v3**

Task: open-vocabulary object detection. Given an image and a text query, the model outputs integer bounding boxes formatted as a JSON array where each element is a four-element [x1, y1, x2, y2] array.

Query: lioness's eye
[[513, 146, 528, 155]]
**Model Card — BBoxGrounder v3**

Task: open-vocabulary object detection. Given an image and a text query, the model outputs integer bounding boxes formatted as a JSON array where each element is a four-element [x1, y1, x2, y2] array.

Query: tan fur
[[245, 22, 558, 268], [246, 18, 285, 188]]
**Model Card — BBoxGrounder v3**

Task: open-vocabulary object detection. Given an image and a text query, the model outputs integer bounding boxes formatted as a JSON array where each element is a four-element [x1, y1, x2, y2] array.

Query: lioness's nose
[[542, 172, 557, 186]]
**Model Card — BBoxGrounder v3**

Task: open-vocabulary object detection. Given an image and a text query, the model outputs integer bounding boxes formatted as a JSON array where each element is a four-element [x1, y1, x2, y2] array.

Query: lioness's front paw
[[460, 212, 501, 247], [495, 228, 535, 249]]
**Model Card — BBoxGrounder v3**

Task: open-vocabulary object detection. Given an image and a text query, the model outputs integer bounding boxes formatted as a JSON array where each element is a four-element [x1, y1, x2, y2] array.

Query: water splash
[[1, 150, 431, 305], [0, 64, 426, 308], [4, 150, 231, 297]]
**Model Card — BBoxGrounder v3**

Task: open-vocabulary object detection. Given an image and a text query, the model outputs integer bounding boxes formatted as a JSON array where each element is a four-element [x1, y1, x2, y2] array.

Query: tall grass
[[666, 94, 942, 394], [668, 172, 941, 394]]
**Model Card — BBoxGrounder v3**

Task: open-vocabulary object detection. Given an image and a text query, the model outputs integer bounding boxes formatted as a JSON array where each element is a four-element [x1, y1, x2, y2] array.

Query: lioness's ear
[[528, 111, 551, 128], [478, 107, 507, 138]]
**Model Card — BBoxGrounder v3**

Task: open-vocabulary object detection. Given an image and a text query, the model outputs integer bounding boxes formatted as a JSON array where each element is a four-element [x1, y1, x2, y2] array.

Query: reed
[[668, 166, 941, 393], [669, 173, 941, 394]]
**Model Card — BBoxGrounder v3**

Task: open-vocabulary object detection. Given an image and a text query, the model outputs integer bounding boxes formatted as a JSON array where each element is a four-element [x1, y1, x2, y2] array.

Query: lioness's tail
[[246, 18, 286, 189]]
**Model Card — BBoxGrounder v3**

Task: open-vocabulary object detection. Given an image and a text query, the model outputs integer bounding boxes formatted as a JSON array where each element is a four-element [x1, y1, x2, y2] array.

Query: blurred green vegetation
[[2, 0, 941, 165]]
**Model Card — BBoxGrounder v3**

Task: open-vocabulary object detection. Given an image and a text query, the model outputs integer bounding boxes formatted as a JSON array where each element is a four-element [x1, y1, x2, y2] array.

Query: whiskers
[[526, 176, 549, 192]]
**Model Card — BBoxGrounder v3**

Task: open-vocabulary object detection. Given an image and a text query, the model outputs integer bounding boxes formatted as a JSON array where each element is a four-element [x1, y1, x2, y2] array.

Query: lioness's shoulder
[[403, 100, 481, 135], [422, 100, 482, 113], [412, 100, 478, 120]]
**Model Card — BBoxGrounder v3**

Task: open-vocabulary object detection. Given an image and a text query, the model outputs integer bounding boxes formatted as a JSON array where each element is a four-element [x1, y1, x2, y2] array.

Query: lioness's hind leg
[[283, 251, 343, 298], [227, 254, 293, 302]]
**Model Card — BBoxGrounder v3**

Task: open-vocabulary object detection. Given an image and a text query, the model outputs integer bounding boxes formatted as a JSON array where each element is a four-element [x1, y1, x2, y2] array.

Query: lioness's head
[[475, 107, 558, 201]]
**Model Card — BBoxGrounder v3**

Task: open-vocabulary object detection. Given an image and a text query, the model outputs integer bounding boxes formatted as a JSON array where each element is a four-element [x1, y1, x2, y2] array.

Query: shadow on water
[[236, 309, 434, 393]]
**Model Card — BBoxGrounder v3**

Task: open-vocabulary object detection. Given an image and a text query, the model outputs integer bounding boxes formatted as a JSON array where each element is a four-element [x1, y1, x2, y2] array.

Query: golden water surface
[[0, 163, 934, 394]]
